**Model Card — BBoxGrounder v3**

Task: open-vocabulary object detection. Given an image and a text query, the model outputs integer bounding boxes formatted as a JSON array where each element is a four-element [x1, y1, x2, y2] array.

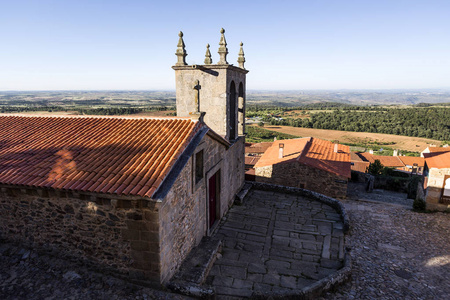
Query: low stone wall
[[255, 162, 348, 199], [0, 186, 161, 282]]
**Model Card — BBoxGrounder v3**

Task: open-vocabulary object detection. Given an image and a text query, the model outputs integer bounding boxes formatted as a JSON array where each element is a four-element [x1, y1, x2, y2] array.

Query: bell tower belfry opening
[[172, 28, 248, 142]]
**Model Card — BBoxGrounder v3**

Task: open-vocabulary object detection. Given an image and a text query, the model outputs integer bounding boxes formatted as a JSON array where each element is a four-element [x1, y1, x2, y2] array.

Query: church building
[[0, 29, 247, 284]]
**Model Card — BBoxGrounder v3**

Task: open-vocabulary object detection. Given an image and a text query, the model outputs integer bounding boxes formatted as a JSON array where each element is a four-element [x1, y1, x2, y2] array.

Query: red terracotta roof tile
[[245, 156, 260, 166], [424, 151, 450, 168], [0, 115, 201, 198], [255, 137, 351, 178], [398, 156, 424, 167], [358, 153, 405, 168], [245, 142, 273, 154], [428, 146, 450, 153]]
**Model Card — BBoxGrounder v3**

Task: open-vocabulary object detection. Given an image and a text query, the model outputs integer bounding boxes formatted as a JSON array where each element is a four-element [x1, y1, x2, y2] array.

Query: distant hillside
[[246, 90, 450, 106]]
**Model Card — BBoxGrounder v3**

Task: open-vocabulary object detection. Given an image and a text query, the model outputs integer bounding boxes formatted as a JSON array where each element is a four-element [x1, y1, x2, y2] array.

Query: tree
[[368, 159, 384, 175]]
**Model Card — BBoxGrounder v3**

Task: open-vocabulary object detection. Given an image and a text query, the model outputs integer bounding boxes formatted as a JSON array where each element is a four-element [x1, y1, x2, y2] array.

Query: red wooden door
[[208, 173, 217, 227]]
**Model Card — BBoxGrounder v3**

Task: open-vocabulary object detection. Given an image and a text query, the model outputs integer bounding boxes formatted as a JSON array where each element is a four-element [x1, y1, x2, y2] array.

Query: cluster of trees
[[246, 126, 298, 143], [0, 105, 175, 115], [267, 107, 450, 141]]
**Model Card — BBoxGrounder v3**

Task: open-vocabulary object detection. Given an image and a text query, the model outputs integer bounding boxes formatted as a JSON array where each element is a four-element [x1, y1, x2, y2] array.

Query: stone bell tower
[[172, 29, 248, 142]]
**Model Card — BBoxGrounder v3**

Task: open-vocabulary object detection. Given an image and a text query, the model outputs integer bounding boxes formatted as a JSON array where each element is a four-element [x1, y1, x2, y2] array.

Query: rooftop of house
[[244, 156, 260, 166], [398, 156, 425, 167], [245, 142, 273, 155], [254, 137, 351, 178], [0, 115, 208, 198], [426, 146, 450, 153], [424, 151, 450, 169], [356, 152, 405, 167]]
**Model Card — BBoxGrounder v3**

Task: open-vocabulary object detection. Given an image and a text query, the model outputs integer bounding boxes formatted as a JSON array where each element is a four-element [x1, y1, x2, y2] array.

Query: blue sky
[[1, 0, 449, 91]]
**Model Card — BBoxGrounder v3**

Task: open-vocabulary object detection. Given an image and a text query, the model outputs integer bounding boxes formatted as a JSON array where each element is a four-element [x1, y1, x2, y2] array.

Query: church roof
[[254, 137, 351, 178], [0, 115, 203, 198]]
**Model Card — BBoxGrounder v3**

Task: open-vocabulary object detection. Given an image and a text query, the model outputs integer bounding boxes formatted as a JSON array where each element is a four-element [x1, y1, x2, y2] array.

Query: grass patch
[[246, 126, 299, 143]]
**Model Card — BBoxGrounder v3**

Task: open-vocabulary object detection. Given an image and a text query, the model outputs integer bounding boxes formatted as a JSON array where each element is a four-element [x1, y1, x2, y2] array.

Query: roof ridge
[[0, 114, 194, 121]]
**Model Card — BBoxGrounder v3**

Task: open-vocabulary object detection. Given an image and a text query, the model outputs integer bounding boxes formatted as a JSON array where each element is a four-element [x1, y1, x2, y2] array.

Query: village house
[[244, 142, 273, 180], [254, 138, 351, 199], [0, 29, 247, 284], [423, 151, 450, 210], [420, 145, 450, 157], [353, 152, 424, 175], [350, 151, 370, 173]]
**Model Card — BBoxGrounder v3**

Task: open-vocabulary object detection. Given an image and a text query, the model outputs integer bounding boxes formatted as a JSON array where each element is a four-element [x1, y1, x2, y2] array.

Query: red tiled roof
[[398, 156, 425, 167], [424, 151, 450, 168], [428, 146, 450, 153], [351, 161, 370, 173], [254, 137, 351, 178], [0, 115, 201, 198], [245, 156, 260, 166], [358, 153, 404, 168], [350, 151, 365, 162], [245, 142, 273, 154]]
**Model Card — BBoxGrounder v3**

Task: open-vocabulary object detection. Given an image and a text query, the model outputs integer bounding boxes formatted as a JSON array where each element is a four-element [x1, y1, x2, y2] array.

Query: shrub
[[368, 159, 384, 175]]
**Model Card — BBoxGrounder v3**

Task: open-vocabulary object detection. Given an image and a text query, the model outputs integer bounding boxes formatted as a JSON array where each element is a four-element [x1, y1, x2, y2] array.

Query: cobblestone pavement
[[0, 243, 192, 300], [320, 199, 450, 299], [205, 189, 345, 299]]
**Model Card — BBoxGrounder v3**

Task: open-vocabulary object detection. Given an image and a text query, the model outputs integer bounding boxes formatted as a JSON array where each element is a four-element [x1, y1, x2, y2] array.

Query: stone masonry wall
[[426, 167, 450, 206], [255, 162, 348, 199], [0, 187, 161, 282], [174, 65, 247, 140], [159, 134, 244, 283]]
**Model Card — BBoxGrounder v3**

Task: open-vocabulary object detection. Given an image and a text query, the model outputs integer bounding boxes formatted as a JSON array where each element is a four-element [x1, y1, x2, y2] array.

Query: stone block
[[121, 228, 140, 241], [280, 275, 297, 289], [140, 231, 159, 242], [130, 240, 150, 251], [232, 278, 253, 289], [213, 276, 233, 287], [220, 265, 247, 279], [248, 263, 267, 274], [262, 272, 280, 285], [247, 273, 263, 283]]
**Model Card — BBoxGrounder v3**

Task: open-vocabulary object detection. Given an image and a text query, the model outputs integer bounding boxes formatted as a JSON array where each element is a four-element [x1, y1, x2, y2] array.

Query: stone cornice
[[172, 64, 249, 74]]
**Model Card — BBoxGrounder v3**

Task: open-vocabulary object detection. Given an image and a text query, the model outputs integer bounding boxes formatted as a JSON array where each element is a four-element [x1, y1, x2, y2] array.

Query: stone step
[[167, 237, 221, 298]]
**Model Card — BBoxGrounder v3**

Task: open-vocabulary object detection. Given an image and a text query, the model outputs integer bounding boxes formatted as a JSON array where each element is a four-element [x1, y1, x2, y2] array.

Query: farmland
[[253, 125, 442, 152]]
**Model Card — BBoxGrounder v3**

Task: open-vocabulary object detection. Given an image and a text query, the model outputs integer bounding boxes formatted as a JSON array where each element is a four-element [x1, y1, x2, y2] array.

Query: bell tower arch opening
[[229, 81, 237, 140], [238, 82, 245, 136]]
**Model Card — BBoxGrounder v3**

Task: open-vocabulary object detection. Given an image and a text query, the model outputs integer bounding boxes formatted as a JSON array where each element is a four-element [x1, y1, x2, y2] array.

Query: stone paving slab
[[204, 189, 345, 298]]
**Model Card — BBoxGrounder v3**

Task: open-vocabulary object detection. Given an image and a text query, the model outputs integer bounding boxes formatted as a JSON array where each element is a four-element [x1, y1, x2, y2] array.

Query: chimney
[[334, 143, 339, 153], [369, 149, 374, 155], [279, 143, 284, 159], [393, 149, 398, 156]]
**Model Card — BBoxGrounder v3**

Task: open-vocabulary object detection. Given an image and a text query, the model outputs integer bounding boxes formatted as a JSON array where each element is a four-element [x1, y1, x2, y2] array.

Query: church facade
[[0, 29, 247, 284]]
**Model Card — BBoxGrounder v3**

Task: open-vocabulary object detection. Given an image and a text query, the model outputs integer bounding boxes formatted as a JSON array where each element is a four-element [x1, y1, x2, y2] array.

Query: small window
[[195, 150, 204, 184]]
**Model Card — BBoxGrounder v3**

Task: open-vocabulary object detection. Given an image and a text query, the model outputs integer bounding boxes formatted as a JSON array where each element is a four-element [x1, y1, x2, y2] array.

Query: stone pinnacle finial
[[238, 42, 245, 69], [204, 43, 212, 65], [218, 28, 228, 65], [175, 31, 187, 66]]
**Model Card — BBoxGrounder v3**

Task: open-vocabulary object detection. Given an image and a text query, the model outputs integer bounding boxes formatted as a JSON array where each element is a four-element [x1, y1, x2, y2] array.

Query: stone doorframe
[[440, 175, 450, 204], [205, 159, 223, 236]]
